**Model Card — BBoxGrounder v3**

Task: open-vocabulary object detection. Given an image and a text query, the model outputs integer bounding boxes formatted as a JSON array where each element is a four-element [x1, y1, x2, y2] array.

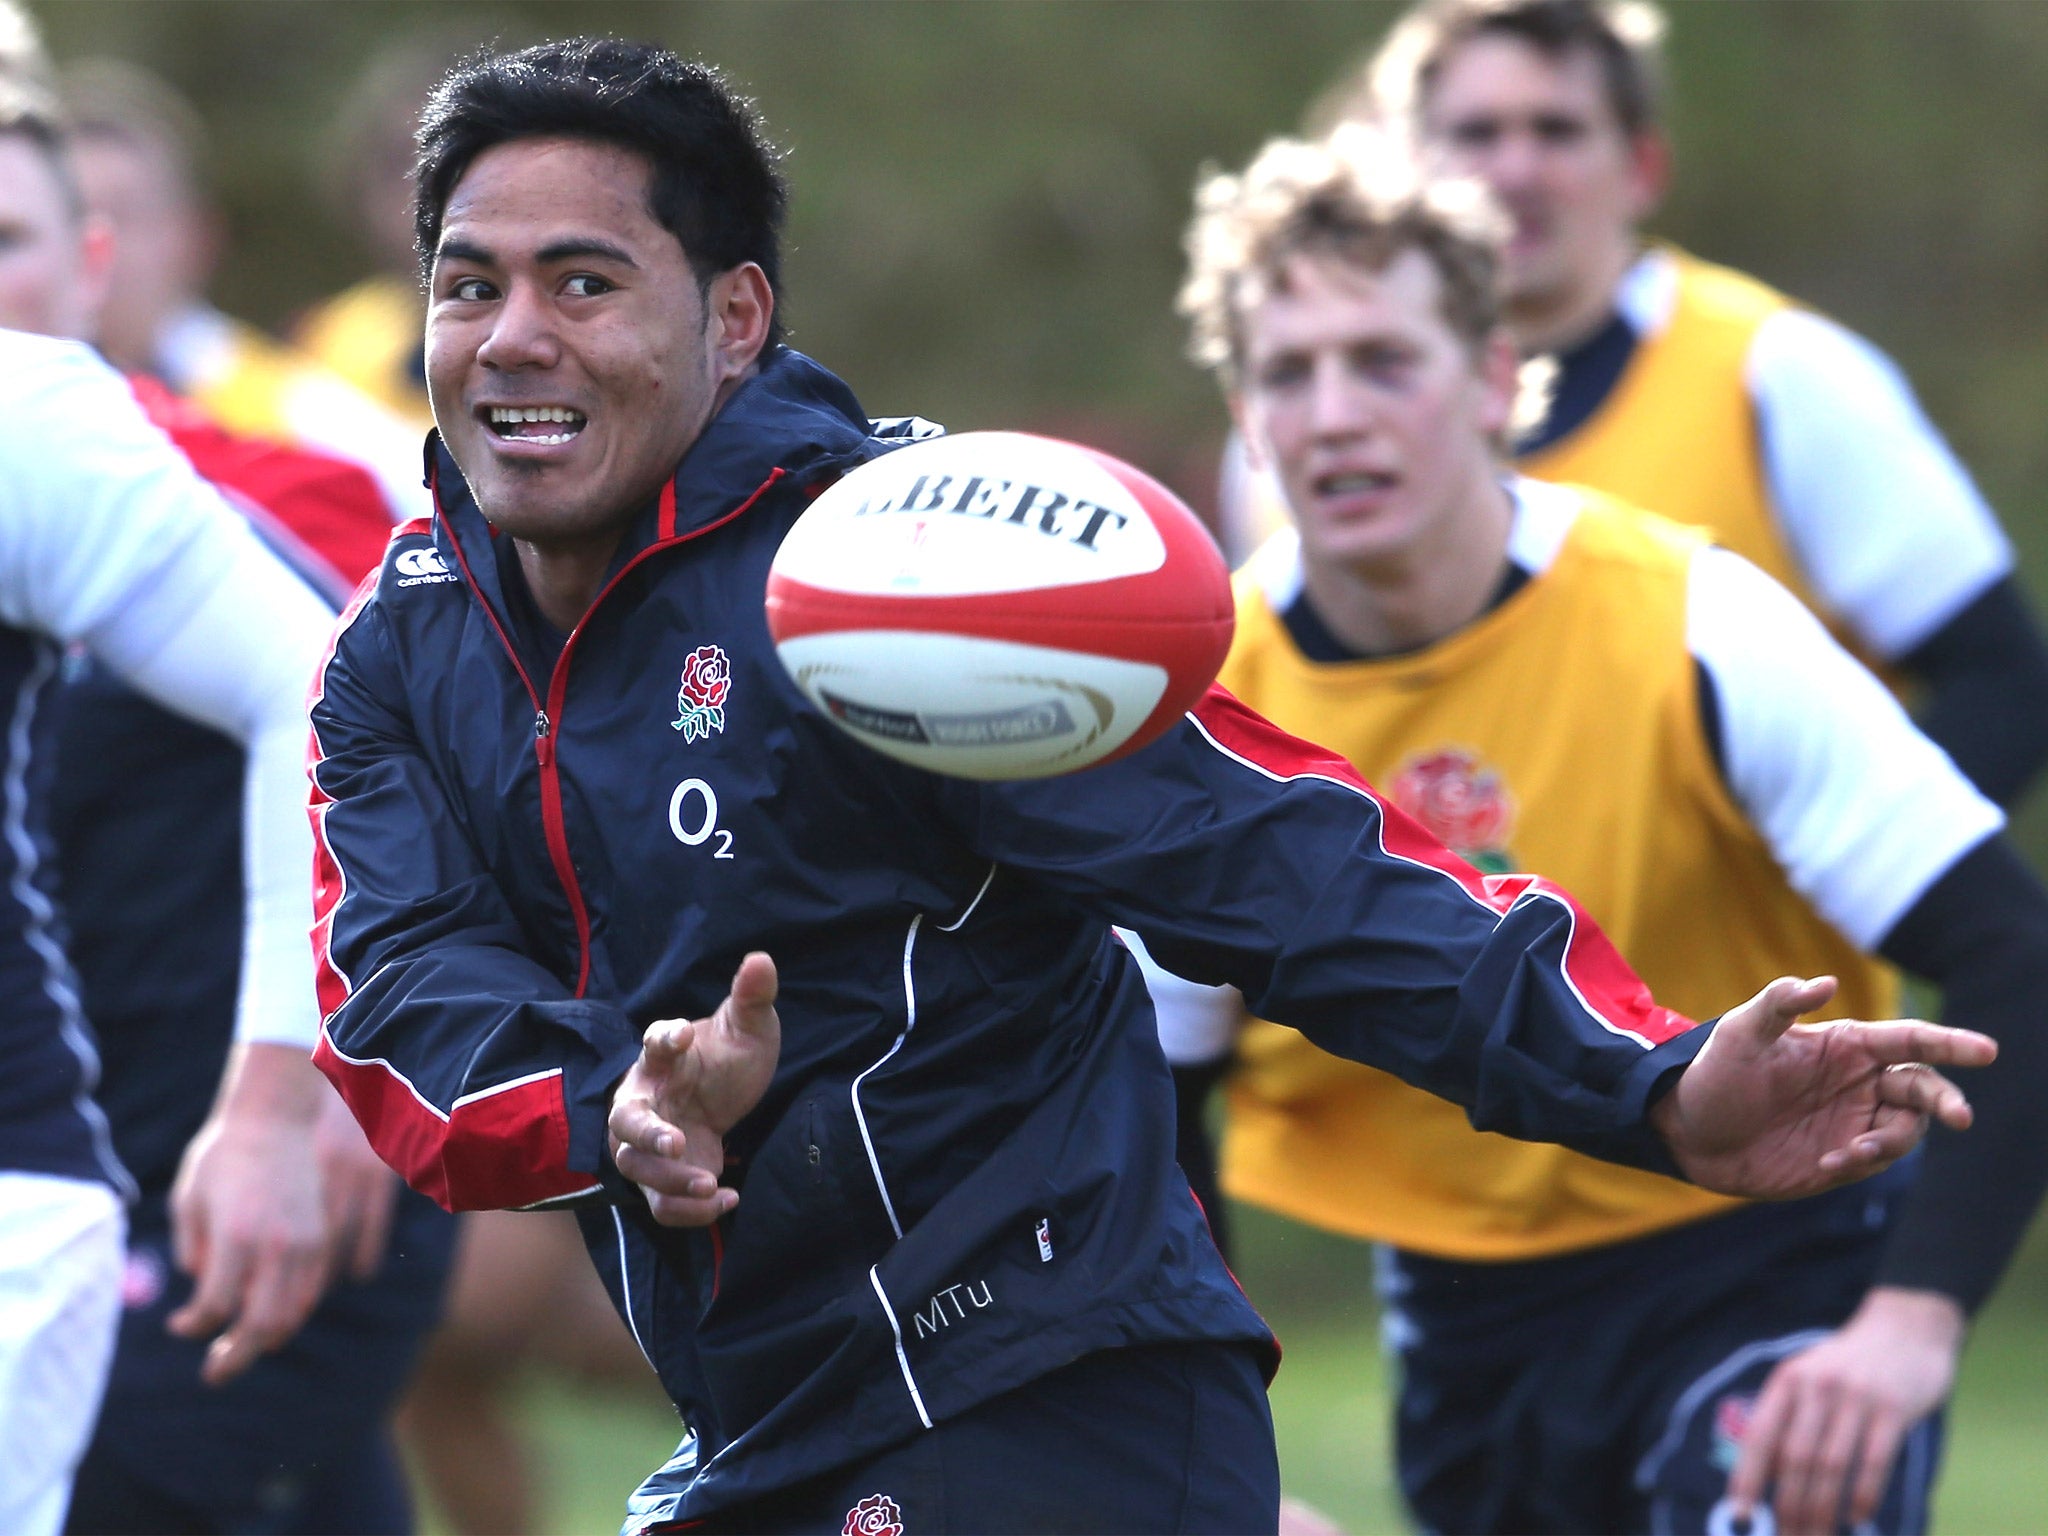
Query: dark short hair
[[1357, 0, 1667, 141], [414, 37, 789, 347]]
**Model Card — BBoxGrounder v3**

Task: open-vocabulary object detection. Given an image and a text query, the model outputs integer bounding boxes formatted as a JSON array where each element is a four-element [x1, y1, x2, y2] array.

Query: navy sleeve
[[942, 688, 1707, 1175], [1170, 1058, 1234, 1264], [309, 585, 640, 1213], [1897, 577, 2048, 809], [1874, 834, 2048, 1313]]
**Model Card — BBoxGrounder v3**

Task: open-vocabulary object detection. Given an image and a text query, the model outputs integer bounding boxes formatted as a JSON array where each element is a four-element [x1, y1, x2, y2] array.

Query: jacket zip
[[435, 467, 788, 999]]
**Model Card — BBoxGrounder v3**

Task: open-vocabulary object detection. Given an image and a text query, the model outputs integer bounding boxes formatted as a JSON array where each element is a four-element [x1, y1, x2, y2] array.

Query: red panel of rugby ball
[[765, 431, 1234, 779]]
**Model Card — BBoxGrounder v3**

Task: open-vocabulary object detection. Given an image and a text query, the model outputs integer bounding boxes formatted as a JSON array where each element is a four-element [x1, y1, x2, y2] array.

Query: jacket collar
[[427, 347, 888, 616]]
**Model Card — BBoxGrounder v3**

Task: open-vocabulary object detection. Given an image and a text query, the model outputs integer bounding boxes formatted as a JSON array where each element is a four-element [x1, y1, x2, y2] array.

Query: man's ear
[[1227, 390, 1269, 470], [76, 215, 116, 336], [1625, 130, 1671, 224], [707, 262, 774, 384], [1475, 328, 1521, 441]]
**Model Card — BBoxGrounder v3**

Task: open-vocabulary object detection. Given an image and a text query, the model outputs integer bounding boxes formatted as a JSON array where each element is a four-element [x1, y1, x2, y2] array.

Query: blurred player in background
[[1159, 126, 2048, 1534], [58, 56, 428, 523], [1169, 0, 2048, 1375], [0, 42, 457, 1534], [0, 328, 335, 1536], [0, 37, 340, 1522], [64, 51, 661, 1531], [1351, 0, 2048, 808], [291, 38, 445, 430]]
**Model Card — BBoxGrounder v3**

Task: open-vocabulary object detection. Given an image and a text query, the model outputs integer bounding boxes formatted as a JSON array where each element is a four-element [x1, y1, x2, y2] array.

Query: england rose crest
[[842, 1492, 904, 1536], [1391, 748, 1515, 873], [1711, 1392, 1756, 1471], [671, 644, 731, 742]]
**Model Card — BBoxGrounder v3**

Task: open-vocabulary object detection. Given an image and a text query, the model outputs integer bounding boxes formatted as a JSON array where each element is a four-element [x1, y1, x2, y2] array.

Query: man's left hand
[[167, 1042, 334, 1385], [1726, 1287, 1963, 1535], [1651, 976, 1995, 1199]]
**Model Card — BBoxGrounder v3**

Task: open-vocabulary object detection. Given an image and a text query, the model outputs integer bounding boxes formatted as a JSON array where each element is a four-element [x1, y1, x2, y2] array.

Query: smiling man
[[1161, 126, 2048, 1536], [422, 128, 772, 635], [309, 37, 2001, 1535]]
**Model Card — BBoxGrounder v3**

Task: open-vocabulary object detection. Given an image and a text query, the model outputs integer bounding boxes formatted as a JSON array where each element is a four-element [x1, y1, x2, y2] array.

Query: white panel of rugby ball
[[766, 432, 1234, 780]]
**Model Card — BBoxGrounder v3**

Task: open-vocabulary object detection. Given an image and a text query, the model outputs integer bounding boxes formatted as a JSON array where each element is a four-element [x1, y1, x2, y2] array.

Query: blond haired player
[[1153, 128, 2048, 1535]]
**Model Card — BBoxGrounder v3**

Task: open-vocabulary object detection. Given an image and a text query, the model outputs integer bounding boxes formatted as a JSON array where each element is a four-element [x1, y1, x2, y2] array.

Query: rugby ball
[[765, 431, 1233, 780]]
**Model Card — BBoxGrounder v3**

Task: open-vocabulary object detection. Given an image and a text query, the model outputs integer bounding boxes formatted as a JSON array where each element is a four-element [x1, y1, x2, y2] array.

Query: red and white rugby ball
[[765, 431, 1233, 780]]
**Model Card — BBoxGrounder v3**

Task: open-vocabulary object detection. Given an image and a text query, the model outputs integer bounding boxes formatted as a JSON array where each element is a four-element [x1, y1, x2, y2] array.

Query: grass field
[[423, 1203, 2048, 1534]]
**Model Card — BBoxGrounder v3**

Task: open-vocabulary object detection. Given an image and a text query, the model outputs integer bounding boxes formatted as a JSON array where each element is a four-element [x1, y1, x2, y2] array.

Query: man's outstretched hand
[[609, 952, 781, 1226], [1651, 976, 1996, 1200]]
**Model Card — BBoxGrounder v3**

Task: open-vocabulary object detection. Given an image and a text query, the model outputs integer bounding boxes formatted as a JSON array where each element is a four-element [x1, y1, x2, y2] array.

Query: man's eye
[[563, 274, 614, 298], [1258, 357, 1310, 390], [449, 277, 497, 302], [1534, 116, 1589, 146], [1446, 119, 1500, 149], [1356, 349, 1415, 383]]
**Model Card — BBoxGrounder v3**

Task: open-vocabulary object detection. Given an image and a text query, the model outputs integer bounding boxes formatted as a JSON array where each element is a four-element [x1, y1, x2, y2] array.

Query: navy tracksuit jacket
[[309, 348, 1708, 1520]]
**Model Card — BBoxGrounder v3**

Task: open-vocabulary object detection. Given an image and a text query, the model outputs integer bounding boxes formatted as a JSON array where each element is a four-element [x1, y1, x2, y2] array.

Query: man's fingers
[[1877, 1063, 1974, 1130], [1785, 1393, 1865, 1535], [642, 1184, 741, 1228], [1728, 1375, 1796, 1514], [166, 1239, 248, 1341], [170, 1212, 329, 1385], [1732, 975, 1838, 1047], [609, 1095, 687, 1160], [1817, 1111, 1926, 1176], [725, 951, 779, 1039], [1847, 1407, 1909, 1530], [195, 1247, 326, 1386], [640, 1017, 695, 1066], [345, 1170, 400, 1280], [1767, 1384, 1836, 1535], [170, 1198, 207, 1283], [611, 1137, 721, 1203], [1841, 1020, 1997, 1072]]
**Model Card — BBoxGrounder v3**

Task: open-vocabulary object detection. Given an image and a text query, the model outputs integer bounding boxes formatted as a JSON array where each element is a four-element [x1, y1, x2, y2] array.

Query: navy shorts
[[65, 1187, 455, 1536], [1378, 1160, 1940, 1535], [684, 1341, 1279, 1535]]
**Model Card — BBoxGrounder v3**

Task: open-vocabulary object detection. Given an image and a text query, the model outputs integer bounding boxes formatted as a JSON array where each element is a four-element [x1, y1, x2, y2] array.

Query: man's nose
[[1476, 127, 1544, 197], [1308, 360, 1372, 440], [475, 282, 560, 371]]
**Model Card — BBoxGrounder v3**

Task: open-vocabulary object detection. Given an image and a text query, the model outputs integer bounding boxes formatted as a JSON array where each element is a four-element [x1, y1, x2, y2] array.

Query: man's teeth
[[490, 406, 584, 422], [1320, 472, 1392, 495], [488, 406, 587, 444]]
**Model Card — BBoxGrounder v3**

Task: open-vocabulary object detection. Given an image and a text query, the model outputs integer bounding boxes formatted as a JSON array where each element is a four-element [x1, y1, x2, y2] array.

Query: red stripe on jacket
[[1188, 686, 1694, 1049], [310, 1034, 594, 1210], [130, 373, 400, 591], [305, 564, 386, 1022]]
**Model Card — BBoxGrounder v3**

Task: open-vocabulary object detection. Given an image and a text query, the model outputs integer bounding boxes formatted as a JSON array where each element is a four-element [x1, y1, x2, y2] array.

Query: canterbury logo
[[393, 547, 457, 586]]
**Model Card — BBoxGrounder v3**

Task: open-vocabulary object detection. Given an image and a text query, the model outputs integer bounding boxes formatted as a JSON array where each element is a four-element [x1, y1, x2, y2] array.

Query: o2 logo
[[668, 778, 734, 859]]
